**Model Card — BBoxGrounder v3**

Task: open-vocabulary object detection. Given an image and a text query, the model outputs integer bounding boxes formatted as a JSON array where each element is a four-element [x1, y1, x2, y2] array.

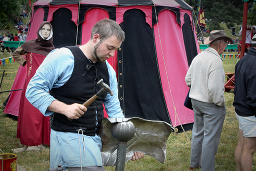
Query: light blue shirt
[[26, 47, 124, 118]]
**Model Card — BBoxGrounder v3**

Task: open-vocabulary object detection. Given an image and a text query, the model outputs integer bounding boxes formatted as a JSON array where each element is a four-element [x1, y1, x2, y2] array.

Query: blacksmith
[[26, 18, 143, 170]]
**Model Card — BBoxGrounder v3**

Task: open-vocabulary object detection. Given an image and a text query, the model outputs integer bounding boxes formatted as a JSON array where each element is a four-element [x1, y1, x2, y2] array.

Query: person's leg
[[190, 99, 204, 168], [200, 103, 226, 171], [241, 137, 256, 171], [54, 131, 103, 169], [236, 114, 256, 171], [235, 129, 243, 171], [49, 130, 62, 169]]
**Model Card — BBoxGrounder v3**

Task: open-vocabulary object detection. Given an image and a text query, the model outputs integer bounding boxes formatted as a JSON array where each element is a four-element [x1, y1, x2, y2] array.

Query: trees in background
[[248, 3, 256, 25], [0, 0, 20, 29], [185, 0, 256, 32], [205, 1, 242, 30], [0, 0, 36, 29]]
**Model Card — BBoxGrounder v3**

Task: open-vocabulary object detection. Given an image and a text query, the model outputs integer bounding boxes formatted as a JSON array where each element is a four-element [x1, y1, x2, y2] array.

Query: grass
[[1, 51, 254, 170]]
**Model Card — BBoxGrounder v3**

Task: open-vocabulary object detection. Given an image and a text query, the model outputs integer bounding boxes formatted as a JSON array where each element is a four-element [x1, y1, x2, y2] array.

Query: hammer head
[[97, 79, 114, 96]]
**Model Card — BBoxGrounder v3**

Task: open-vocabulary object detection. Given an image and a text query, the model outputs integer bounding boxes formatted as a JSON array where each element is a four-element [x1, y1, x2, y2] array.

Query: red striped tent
[[5, 0, 198, 129]]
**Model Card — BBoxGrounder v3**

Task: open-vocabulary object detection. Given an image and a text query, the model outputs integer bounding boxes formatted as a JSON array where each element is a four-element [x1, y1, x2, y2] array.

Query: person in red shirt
[[14, 34, 19, 41]]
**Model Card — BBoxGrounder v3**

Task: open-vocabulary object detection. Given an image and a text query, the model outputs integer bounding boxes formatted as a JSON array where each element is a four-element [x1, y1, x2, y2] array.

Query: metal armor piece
[[99, 117, 174, 166]]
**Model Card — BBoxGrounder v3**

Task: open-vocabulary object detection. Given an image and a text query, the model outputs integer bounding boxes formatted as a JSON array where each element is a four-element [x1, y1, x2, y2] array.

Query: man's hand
[[131, 152, 144, 161], [47, 101, 87, 120], [63, 103, 87, 120]]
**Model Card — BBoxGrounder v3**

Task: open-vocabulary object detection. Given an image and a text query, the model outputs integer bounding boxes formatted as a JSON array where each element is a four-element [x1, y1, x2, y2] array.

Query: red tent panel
[[47, 4, 79, 24], [27, 8, 45, 40], [81, 8, 109, 44], [3, 66, 26, 116], [154, 9, 194, 127]]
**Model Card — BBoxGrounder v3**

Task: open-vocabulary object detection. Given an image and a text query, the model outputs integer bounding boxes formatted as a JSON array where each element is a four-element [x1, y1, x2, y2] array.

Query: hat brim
[[204, 36, 232, 45]]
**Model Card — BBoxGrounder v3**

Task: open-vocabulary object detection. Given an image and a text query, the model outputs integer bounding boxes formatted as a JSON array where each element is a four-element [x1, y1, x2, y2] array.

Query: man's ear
[[92, 33, 100, 43]]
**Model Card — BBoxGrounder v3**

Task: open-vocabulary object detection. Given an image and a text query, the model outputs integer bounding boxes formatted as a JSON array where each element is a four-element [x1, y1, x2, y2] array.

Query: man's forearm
[[47, 100, 68, 114]]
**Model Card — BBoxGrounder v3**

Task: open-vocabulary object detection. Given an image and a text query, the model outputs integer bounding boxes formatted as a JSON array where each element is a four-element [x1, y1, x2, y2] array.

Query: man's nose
[[109, 50, 115, 57]]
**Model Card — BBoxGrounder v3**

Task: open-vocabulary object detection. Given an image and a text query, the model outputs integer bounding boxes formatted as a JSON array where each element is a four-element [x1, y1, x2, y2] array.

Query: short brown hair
[[91, 19, 125, 42]]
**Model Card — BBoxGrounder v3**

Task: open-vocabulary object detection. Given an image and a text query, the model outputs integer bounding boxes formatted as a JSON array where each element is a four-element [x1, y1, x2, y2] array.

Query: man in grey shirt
[[185, 30, 232, 171]]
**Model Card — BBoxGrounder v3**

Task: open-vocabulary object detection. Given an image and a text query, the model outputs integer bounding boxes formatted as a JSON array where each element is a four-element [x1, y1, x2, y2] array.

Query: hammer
[[83, 79, 114, 107], [69, 79, 113, 121]]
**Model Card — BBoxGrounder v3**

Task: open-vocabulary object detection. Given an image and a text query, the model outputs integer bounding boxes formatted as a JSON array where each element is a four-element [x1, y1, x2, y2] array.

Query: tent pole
[[241, 1, 248, 59]]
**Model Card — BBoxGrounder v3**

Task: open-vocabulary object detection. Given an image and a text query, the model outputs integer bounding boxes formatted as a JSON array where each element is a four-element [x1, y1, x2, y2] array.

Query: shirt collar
[[205, 47, 223, 61]]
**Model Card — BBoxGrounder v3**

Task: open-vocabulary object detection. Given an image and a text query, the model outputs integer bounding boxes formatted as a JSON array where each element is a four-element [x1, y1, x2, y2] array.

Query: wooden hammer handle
[[83, 95, 99, 107]]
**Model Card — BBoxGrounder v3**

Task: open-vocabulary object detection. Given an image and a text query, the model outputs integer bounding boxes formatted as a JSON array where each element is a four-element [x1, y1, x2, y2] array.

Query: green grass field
[[1, 52, 254, 170]]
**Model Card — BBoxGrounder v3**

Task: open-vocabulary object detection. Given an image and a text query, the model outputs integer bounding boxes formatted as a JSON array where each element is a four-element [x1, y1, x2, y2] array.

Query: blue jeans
[[50, 129, 103, 170]]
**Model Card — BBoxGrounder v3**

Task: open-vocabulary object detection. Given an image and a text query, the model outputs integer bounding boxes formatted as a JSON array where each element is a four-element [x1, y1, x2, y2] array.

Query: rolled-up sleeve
[[26, 48, 74, 116]]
